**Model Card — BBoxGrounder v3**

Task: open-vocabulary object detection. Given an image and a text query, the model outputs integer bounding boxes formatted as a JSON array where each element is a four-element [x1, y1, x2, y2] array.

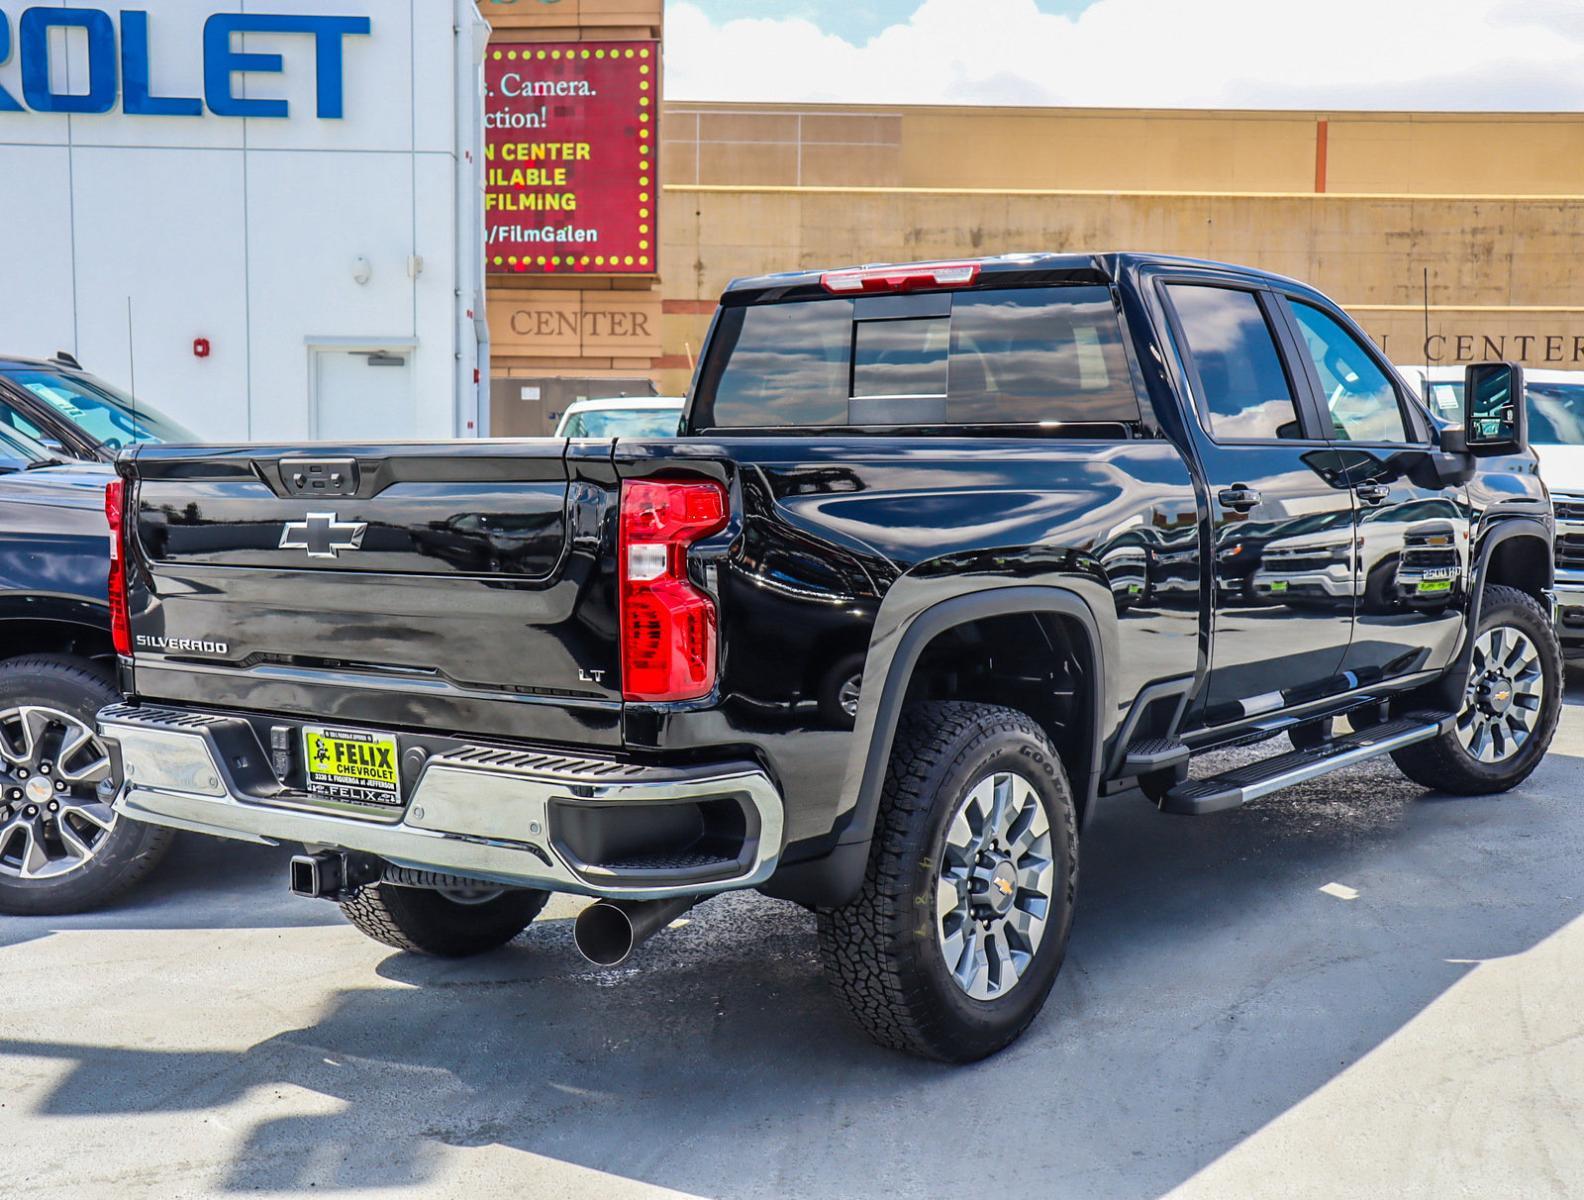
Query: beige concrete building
[[476, 9, 1584, 426], [653, 104, 1584, 399]]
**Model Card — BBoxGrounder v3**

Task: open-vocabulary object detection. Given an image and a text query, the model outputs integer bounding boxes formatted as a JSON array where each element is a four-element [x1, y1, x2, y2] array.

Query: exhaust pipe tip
[[574, 895, 702, 967], [574, 901, 639, 967]]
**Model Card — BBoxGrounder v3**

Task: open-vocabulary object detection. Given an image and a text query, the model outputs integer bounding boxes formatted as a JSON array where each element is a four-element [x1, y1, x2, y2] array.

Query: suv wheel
[[817, 701, 1078, 1062], [1392, 585, 1562, 794], [339, 882, 549, 957], [0, 655, 173, 915]]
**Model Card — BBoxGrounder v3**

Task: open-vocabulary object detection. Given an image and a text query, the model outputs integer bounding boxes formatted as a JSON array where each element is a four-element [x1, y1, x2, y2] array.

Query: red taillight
[[619, 478, 728, 702], [820, 260, 981, 295], [104, 478, 132, 657]]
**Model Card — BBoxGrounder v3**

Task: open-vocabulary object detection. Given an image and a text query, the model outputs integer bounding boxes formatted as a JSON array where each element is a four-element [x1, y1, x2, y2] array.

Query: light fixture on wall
[[351, 257, 373, 286]]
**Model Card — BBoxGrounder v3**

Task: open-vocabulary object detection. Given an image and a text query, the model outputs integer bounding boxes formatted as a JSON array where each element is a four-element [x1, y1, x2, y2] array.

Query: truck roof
[[720, 251, 1319, 304]]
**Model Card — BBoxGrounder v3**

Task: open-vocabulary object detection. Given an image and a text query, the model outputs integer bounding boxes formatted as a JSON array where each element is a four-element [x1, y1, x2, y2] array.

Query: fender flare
[[1466, 515, 1552, 641], [1429, 515, 1552, 710], [840, 584, 1108, 852]]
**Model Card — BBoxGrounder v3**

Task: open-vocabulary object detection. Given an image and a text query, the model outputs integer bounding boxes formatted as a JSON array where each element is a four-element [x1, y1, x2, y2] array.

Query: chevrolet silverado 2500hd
[[99, 254, 1559, 1061]]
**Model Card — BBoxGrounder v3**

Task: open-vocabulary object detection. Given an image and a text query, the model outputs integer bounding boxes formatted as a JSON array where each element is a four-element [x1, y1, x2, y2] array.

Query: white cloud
[[666, 0, 1584, 109]]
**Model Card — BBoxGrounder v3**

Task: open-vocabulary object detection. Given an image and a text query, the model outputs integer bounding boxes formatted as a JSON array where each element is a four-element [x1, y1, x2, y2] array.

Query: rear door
[[1160, 280, 1359, 729], [1275, 294, 1470, 683]]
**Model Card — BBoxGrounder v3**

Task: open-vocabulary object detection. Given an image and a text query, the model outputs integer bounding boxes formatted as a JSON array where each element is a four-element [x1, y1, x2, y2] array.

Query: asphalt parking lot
[[4, 675, 1583, 1200]]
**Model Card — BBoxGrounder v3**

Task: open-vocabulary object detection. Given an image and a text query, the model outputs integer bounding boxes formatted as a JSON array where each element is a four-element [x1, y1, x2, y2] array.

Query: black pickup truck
[[99, 253, 1559, 1061]]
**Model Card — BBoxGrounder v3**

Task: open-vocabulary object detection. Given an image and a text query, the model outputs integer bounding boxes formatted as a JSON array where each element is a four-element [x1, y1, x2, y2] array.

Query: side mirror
[[1464, 362, 1526, 452]]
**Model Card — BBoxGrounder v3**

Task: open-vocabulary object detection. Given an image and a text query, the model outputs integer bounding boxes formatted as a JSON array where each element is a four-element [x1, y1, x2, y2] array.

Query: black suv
[[0, 425, 171, 914], [0, 354, 199, 462], [100, 253, 1558, 1060]]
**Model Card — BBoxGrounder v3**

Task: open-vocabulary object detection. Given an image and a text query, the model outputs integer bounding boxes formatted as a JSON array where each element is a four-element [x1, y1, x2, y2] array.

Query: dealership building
[[3, 0, 1583, 439], [0, 0, 489, 442]]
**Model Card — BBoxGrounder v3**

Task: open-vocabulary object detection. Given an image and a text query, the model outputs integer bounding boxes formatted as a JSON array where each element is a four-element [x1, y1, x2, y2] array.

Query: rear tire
[[817, 701, 1078, 1062], [1392, 586, 1561, 795], [0, 655, 173, 915], [339, 882, 549, 957]]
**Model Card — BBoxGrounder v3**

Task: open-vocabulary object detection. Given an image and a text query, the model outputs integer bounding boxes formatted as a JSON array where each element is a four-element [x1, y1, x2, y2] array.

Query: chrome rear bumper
[[98, 703, 785, 900]]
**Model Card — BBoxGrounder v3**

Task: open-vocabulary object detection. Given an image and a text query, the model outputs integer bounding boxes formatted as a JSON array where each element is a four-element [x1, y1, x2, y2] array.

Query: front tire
[[1392, 585, 1562, 795], [0, 655, 173, 915], [817, 701, 1078, 1062], [339, 882, 549, 957]]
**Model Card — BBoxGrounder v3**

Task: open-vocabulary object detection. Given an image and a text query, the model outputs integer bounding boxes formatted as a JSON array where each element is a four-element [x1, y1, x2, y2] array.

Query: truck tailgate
[[120, 442, 623, 746]]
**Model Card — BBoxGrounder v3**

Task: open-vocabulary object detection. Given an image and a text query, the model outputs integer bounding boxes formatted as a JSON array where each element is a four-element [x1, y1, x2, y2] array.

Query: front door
[[1162, 281, 1360, 729], [1277, 296, 1471, 684]]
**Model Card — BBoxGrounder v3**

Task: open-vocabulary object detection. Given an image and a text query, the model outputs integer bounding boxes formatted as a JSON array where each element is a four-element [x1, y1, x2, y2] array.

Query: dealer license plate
[[302, 725, 402, 809]]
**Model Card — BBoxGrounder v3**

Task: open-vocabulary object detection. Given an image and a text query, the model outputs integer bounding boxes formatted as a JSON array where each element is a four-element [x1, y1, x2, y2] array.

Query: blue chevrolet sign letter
[[0, 13, 20, 112], [204, 13, 371, 119], [0, 8, 371, 118], [22, 8, 118, 113]]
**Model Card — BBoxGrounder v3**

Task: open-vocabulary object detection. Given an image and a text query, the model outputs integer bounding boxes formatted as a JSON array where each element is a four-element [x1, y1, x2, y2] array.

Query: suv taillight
[[619, 478, 728, 702], [104, 478, 131, 657]]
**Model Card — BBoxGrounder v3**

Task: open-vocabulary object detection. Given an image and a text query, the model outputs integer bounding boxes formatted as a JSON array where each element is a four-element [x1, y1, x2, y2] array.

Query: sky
[[664, 0, 1584, 109]]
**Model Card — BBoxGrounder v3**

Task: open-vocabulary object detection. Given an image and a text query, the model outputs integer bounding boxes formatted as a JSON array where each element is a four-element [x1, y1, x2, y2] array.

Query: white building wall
[[0, 0, 479, 442]]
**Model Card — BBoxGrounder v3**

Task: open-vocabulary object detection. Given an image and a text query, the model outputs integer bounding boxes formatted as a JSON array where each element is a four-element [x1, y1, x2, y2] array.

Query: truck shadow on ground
[[7, 671, 1584, 1198]]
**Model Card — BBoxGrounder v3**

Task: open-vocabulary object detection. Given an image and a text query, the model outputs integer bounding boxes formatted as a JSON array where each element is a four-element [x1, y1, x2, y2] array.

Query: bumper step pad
[[1162, 713, 1454, 816]]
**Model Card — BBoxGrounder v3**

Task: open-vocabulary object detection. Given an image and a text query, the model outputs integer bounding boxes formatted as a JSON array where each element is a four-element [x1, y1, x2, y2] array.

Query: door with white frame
[[310, 341, 419, 441]]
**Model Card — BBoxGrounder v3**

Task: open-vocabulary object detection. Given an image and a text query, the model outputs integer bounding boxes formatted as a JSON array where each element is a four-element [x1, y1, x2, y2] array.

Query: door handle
[[1355, 484, 1391, 505], [1217, 486, 1261, 512]]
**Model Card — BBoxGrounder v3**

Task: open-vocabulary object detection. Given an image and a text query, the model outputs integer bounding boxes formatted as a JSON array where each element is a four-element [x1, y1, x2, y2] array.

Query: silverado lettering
[[98, 253, 1561, 1063], [133, 635, 229, 655]]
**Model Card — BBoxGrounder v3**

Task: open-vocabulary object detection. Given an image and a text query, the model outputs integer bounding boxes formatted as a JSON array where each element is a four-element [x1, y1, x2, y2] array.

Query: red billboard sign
[[485, 40, 657, 276]]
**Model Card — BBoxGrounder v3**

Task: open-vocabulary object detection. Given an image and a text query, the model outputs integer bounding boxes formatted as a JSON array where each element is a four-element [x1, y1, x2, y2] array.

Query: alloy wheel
[[837, 674, 862, 719], [0, 706, 117, 880], [936, 770, 1055, 1001], [1457, 625, 1545, 764]]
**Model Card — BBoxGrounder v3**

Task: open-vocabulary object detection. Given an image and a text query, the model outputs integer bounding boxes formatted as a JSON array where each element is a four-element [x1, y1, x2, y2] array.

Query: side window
[[1166, 285, 1304, 441], [1290, 301, 1411, 443], [0, 402, 44, 441]]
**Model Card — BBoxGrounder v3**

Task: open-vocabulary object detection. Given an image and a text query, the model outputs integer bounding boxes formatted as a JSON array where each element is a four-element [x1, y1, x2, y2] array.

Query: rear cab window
[[691, 285, 1141, 430]]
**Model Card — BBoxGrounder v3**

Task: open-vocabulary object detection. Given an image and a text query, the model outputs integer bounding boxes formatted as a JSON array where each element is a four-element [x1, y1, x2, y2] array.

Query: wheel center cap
[[985, 861, 1018, 916], [1478, 675, 1514, 716], [25, 777, 52, 805]]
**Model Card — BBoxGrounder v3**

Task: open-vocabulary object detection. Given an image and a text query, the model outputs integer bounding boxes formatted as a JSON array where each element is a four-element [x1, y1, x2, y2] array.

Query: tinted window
[[1290, 302, 1409, 443], [852, 317, 950, 399], [702, 299, 854, 428], [0, 420, 57, 469], [1167, 285, 1302, 440], [696, 286, 1139, 429], [1527, 384, 1584, 445], [0, 369, 198, 447], [561, 408, 683, 438], [0, 400, 45, 442], [948, 288, 1136, 423]]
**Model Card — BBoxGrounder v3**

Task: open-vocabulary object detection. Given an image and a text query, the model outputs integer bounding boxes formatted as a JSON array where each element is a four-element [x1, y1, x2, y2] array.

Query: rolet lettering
[[0, 8, 371, 119]]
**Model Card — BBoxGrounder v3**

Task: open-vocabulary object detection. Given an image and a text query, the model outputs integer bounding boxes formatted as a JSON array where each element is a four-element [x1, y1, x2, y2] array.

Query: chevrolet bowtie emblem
[[280, 512, 368, 559], [993, 876, 1015, 898]]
